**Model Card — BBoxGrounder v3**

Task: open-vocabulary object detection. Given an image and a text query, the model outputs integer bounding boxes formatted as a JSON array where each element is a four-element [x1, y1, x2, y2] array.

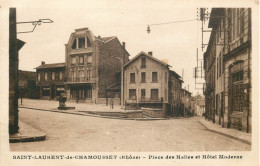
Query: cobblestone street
[[10, 100, 250, 151]]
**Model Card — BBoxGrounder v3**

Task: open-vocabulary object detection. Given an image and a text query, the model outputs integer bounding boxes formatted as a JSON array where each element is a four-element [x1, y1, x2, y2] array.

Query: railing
[[69, 77, 91, 82]]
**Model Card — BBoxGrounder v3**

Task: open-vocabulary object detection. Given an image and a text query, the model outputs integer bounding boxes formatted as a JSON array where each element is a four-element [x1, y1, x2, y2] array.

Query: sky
[[2, 0, 215, 95]]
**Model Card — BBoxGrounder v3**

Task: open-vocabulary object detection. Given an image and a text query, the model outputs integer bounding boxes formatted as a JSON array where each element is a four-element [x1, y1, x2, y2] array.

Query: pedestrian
[[110, 98, 114, 109]]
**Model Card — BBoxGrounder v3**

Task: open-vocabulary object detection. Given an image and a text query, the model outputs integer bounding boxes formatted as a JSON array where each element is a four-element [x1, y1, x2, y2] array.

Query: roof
[[208, 8, 224, 28], [123, 51, 171, 68], [170, 70, 182, 79], [94, 36, 117, 43], [35, 63, 65, 69]]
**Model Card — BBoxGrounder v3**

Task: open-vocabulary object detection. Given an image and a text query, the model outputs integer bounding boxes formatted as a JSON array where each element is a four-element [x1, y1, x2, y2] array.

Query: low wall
[[142, 107, 165, 118], [122, 110, 143, 119]]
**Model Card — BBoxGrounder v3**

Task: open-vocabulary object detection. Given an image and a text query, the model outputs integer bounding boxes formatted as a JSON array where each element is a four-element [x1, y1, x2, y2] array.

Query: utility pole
[[9, 8, 19, 134]]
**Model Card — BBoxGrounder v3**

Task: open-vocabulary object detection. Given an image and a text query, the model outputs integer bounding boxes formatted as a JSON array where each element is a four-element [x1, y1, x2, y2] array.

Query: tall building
[[203, 8, 251, 132], [65, 27, 130, 104]]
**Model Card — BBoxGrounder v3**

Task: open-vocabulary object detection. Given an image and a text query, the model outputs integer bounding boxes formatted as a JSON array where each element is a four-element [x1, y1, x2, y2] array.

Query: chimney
[[41, 61, 45, 65], [148, 51, 153, 56], [122, 42, 125, 49]]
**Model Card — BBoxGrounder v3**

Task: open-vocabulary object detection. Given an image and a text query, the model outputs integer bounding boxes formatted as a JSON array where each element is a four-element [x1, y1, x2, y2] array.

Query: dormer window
[[72, 39, 76, 49], [78, 38, 85, 48], [71, 37, 92, 49]]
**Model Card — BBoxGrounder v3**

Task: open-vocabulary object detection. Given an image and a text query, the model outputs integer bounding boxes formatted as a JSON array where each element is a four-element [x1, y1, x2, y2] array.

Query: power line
[[149, 19, 197, 26]]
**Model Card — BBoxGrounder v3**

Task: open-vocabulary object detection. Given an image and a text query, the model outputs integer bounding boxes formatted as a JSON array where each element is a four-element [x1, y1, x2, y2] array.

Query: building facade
[[65, 27, 129, 104], [204, 8, 252, 132], [122, 51, 183, 117], [180, 89, 192, 117], [35, 61, 66, 100]]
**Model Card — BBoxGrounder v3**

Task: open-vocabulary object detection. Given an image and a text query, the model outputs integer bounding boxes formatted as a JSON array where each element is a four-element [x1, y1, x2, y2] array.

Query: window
[[141, 72, 146, 82], [86, 37, 91, 47], [129, 89, 136, 99], [52, 72, 55, 81], [37, 72, 41, 81], [87, 70, 91, 81], [130, 73, 135, 83], [44, 72, 48, 81], [78, 38, 85, 48], [141, 89, 146, 100], [71, 57, 76, 66], [59, 71, 63, 81], [152, 72, 158, 82], [79, 55, 84, 65], [71, 70, 76, 82], [42, 87, 50, 96], [151, 89, 159, 100], [72, 39, 76, 49], [87, 55, 92, 63], [79, 69, 84, 78], [141, 57, 146, 68]]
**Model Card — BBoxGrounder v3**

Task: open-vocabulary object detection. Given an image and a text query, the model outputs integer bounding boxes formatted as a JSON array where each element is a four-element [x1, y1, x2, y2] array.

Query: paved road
[[10, 108, 251, 151]]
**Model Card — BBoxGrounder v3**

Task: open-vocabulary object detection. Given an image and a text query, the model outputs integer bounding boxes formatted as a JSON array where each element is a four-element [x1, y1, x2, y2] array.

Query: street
[[10, 106, 250, 151]]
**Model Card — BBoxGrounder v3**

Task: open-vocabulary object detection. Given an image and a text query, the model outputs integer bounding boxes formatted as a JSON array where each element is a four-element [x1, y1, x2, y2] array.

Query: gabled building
[[122, 51, 183, 118], [65, 27, 130, 104], [35, 61, 66, 100]]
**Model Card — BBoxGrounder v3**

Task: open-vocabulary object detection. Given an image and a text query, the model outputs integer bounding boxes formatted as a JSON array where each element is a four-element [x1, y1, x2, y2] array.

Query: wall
[[97, 38, 129, 98]]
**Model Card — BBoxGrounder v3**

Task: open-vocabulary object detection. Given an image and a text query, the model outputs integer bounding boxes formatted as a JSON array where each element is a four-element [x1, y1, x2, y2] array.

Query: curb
[[9, 134, 46, 143], [199, 120, 251, 145]]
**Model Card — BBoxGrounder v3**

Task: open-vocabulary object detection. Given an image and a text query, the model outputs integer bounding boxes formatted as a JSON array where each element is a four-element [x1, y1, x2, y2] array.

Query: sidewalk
[[199, 118, 251, 145], [9, 121, 46, 143]]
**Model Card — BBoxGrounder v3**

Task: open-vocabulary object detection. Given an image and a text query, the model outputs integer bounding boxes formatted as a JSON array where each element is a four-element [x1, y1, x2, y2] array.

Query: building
[[193, 95, 205, 116], [203, 8, 251, 132], [180, 88, 192, 117], [18, 70, 37, 99], [35, 61, 66, 100], [168, 70, 183, 116], [122, 51, 183, 118], [65, 27, 130, 104]]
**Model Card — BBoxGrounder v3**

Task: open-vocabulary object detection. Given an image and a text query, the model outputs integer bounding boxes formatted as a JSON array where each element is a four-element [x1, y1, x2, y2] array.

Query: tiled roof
[[35, 63, 65, 69]]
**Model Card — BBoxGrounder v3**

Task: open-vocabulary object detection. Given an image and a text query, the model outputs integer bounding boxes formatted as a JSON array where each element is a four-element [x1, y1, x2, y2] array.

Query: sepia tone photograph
[[0, 0, 259, 165]]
